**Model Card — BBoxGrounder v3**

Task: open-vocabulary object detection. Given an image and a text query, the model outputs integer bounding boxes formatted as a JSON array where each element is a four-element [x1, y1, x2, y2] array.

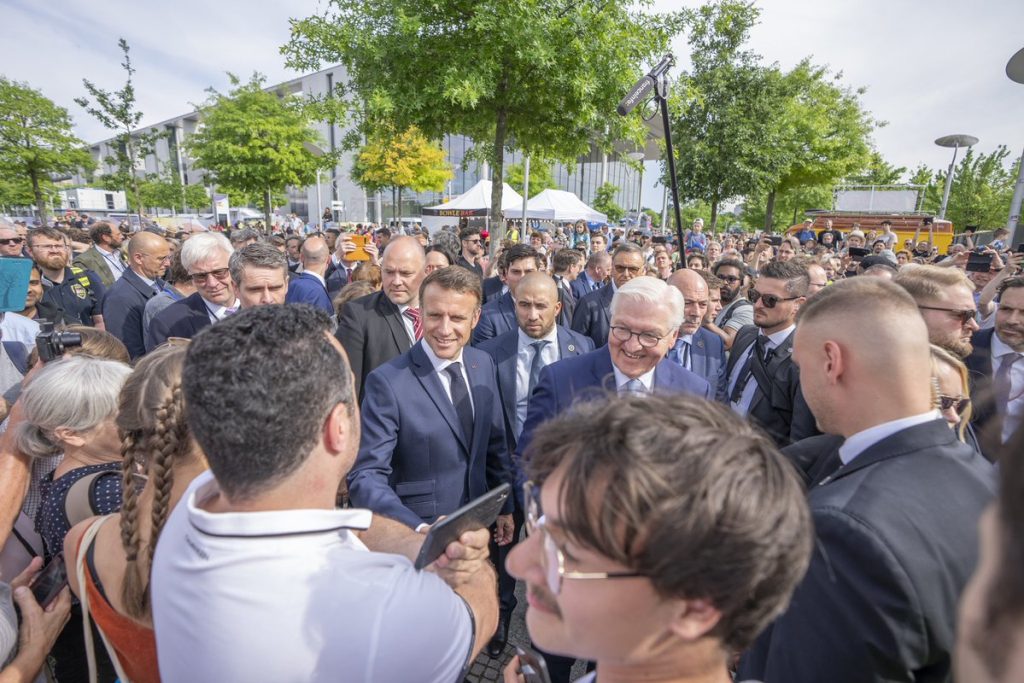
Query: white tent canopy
[[422, 179, 524, 217], [503, 189, 607, 223]]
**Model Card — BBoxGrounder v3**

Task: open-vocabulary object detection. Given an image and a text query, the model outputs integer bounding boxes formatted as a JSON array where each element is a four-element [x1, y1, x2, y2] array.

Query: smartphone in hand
[[413, 484, 511, 570], [30, 552, 68, 609]]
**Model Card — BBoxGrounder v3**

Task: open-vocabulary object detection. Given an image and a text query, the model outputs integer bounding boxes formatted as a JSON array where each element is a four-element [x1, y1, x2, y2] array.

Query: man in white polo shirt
[[151, 305, 497, 683]]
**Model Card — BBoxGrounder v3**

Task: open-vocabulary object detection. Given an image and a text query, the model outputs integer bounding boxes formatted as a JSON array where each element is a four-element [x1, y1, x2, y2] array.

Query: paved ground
[[464, 583, 587, 682]]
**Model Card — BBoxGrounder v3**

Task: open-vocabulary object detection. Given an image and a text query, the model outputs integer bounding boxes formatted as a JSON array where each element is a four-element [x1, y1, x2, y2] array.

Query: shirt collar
[[185, 471, 372, 537], [760, 324, 796, 347], [612, 361, 656, 393], [517, 325, 559, 350], [419, 338, 464, 372], [838, 411, 942, 465], [304, 270, 326, 287], [992, 331, 1021, 359], [203, 297, 240, 318]]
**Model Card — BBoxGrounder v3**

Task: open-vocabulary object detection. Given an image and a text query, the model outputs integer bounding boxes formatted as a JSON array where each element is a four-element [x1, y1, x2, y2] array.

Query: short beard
[[939, 338, 973, 359]]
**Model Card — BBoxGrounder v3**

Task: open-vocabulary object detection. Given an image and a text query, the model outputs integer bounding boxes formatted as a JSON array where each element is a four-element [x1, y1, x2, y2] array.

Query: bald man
[[667, 268, 727, 398], [475, 271, 592, 656], [101, 231, 171, 358], [337, 236, 427, 400], [285, 235, 333, 316], [738, 277, 995, 683]]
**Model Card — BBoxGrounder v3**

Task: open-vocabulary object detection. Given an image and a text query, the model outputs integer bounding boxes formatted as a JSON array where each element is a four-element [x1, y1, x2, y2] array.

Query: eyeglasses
[[32, 243, 66, 252], [917, 305, 977, 326], [938, 395, 970, 413], [524, 481, 644, 595], [141, 252, 172, 264], [0, 238, 24, 246], [463, 238, 481, 244], [749, 289, 801, 309], [613, 264, 643, 276], [190, 267, 231, 284], [717, 274, 742, 284], [609, 325, 664, 348]]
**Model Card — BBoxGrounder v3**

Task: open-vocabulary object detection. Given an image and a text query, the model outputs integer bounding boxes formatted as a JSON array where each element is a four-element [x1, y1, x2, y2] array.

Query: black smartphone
[[849, 247, 870, 261], [767, 235, 783, 247], [515, 646, 553, 683], [413, 484, 511, 570], [966, 253, 994, 272], [652, 236, 667, 245], [1016, 244, 1024, 253], [30, 552, 68, 609]]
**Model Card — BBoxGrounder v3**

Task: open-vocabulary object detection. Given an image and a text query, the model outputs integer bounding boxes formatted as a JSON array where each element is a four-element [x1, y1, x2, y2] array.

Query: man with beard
[[894, 264, 979, 358], [27, 227, 105, 328], [967, 277, 1024, 453], [707, 258, 752, 350]]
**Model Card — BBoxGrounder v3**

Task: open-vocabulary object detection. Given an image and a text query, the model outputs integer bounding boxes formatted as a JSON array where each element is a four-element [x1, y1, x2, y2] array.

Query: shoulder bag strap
[[76, 515, 130, 683]]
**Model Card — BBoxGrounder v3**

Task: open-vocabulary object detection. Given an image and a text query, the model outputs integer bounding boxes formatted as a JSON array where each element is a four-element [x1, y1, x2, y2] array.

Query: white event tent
[[421, 180, 524, 234], [503, 188, 607, 223]]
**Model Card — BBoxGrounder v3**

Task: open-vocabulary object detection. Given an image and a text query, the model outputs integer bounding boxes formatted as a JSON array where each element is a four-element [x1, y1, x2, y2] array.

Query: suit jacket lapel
[[377, 295, 413, 354], [748, 331, 794, 412], [124, 269, 157, 300], [495, 335, 518, 434], [465, 355, 489, 457], [556, 328, 583, 359], [592, 346, 617, 391], [818, 420, 956, 486], [410, 344, 469, 452], [500, 293, 516, 328], [725, 326, 757, 376]]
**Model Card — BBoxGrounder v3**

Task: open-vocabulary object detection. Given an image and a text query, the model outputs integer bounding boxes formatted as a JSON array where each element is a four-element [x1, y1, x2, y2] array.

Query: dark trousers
[[490, 504, 525, 617]]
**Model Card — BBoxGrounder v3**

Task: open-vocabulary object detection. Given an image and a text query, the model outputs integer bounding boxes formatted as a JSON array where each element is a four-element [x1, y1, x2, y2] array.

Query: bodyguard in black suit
[[724, 261, 818, 447], [738, 278, 996, 683], [570, 242, 644, 348], [101, 232, 170, 359], [336, 237, 425, 401]]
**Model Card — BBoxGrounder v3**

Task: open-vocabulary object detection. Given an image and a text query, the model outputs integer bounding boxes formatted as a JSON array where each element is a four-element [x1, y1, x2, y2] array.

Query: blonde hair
[[929, 344, 973, 442], [894, 264, 975, 303]]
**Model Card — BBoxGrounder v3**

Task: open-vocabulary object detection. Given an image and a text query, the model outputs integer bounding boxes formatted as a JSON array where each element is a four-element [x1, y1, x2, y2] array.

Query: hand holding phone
[[511, 647, 553, 683], [415, 484, 511, 570], [29, 552, 68, 609]]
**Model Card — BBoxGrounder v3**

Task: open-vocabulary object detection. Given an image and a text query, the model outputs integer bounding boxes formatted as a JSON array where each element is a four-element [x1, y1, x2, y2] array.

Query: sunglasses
[[917, 305, 977, 326], [749, 289, 801, 309], [190, 267, 231, 284], [0, 237, 24, 246], [938, 395, 970, 413]]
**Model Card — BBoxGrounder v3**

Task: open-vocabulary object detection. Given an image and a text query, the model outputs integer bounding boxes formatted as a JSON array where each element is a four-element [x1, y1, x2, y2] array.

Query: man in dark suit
[[455, 225, 484, 276], [347, 265, 515, 535], [724, 260, 818, 447], [285, 236, 334, 317], [738, 277, 996, 683], [570, 242, 644, 348], [569, 250, 610, 302], [73, 221, 126, 288], [482, 274, 504, 304], [148, 232, 239, 350], [336, 236, 425, 401], [966, 276, 1024, 455], [551, 247, 583, 328], [472, 244, 542, 345], [667, 268, 727, 400], [101, 231, 170, 358]]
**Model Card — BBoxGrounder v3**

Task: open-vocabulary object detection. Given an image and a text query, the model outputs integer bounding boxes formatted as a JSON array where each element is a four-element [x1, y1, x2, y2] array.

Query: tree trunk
[[391, 187, 398, 224], [488, 70, 511, 256], [398, 187, 403, 225], [263, 189, 272, 232], [764, 189, 776, 233], [31, 170, 48, 226], [709, 198, 719, 234]]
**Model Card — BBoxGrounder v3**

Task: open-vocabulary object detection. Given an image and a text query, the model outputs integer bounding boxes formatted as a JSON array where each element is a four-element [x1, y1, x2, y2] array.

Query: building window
[[105, 193, 115, 210]]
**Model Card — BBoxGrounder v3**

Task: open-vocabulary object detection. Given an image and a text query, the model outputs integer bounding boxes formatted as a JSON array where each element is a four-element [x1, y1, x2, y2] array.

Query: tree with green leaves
[[592, 182, 625, 223], [351, 125, 452, 222], [913, 147, 1018, 230], [506, 159, 557, 199], [284, 0, 683, 247], [76, 39, 163, 224], [137, 173, 210, 214], [187, 73, 334, 229], [0, 78, 94, 224]]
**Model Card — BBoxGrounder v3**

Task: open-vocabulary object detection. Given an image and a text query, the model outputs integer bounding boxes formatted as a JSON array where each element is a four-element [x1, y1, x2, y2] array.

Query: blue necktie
[[527, 340, 549, 396]]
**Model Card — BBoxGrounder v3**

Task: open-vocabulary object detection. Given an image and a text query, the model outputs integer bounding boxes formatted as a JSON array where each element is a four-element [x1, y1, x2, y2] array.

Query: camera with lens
[[35, 321, 83, 363]]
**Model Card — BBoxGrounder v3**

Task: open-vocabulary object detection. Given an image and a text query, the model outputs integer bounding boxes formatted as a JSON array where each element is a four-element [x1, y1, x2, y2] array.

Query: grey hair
[[229, 242, 289, 285], [14, 356, 132, 459], [610, 276, 685, 331], [180, 232, 233, 272]]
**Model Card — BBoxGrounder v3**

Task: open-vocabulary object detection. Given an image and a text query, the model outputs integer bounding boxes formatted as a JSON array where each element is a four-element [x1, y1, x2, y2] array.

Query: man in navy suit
[[569, 250, 610, 302], [285, 236, 334, 317], [667, 268, 727, 400], [570, 242, 644, 348], [738, 278, 995, 683], [471, 244, 543, 345], [476, 272, 592, 656], [347, 266, 516, 542], [148, 232, 239, 350], [101, 231, 171, 358]]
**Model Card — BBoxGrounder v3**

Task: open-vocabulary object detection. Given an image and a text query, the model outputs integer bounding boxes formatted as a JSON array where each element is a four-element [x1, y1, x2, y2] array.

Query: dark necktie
[[404, 307, 423, 340], [444, 363, 474, 442], [730, 335, 770, 403], [994, 352, 1022, 413], [527, 340, 550, 396], [152, 278, 165, 296]]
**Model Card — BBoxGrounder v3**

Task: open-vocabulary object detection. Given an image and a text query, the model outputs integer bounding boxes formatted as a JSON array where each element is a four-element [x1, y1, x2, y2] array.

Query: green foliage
[[916, 147, 1019, 230], [741, 184, 833, 231], [0, 77, 94, 222], [847, 150, 907, 186], [506, 159, 557, 198], [352, 125, 452, 221], [284, 0, 684, 244], [642, 207, 661, 228], [136, 173, 210, 213], [186, 72, 335, 227], [75, 39, 163, 221], [592, 182, 624, 222]]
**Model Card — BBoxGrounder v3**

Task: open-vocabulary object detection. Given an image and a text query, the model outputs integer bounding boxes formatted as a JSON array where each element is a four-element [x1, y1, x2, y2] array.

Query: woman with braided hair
[[63, 343, 206, 683]]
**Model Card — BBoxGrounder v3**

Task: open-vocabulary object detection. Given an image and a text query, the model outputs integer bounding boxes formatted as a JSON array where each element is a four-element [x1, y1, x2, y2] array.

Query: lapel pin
[[568, 344, 576, 353], [696, 340, 704, 349]]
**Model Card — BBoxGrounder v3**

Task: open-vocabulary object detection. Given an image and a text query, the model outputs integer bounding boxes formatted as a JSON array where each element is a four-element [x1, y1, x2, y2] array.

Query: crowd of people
[[0, 208, 1021, 683]]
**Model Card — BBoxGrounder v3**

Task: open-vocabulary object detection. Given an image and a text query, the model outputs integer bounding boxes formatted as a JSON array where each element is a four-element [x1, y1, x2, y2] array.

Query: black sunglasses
[[917, 305, 977, 326], [749, 289, 800, 309], [0, 237, 24, 246], [938, 395, 970, 413]]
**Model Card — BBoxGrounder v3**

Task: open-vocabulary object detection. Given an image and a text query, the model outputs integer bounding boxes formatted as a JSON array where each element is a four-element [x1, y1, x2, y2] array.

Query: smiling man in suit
[[667, 268, 727, 400], [738, 277, 995, 683], [336, 236, 426, 401], [347, 265, 515, 544], [471, 244, 543, 345]]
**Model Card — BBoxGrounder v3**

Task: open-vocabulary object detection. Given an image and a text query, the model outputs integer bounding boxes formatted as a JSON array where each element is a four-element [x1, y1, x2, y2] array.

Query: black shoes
[[487, 616, 509, 657]]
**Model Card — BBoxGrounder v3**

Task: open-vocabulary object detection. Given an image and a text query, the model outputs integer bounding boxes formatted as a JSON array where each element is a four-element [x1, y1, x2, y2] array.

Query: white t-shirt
[[152, 471, 474, 683]]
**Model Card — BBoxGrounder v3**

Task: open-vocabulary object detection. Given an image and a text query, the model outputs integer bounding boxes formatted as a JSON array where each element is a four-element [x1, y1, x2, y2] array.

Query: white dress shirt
[[97, 244, 126, 280], [419, 339, 474, 415], [515, 326, 559, 436], [838, 411, 941, 465], [203, 298, 241, 323], [613, 364, 656, 394], [397, 303, 418, 344], [728, 325, 795, 416], [992, 332, 1024, 443]]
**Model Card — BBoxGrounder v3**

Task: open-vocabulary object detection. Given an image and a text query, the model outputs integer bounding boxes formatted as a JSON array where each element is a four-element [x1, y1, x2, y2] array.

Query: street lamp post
[[934, 134, 979, 220], [1005, 47, 1024, 235], [627, 152, 645, 229]]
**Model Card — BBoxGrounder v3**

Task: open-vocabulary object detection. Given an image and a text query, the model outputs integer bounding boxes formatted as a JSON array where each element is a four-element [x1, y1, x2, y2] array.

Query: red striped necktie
[[404, 307, 423, 340]]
